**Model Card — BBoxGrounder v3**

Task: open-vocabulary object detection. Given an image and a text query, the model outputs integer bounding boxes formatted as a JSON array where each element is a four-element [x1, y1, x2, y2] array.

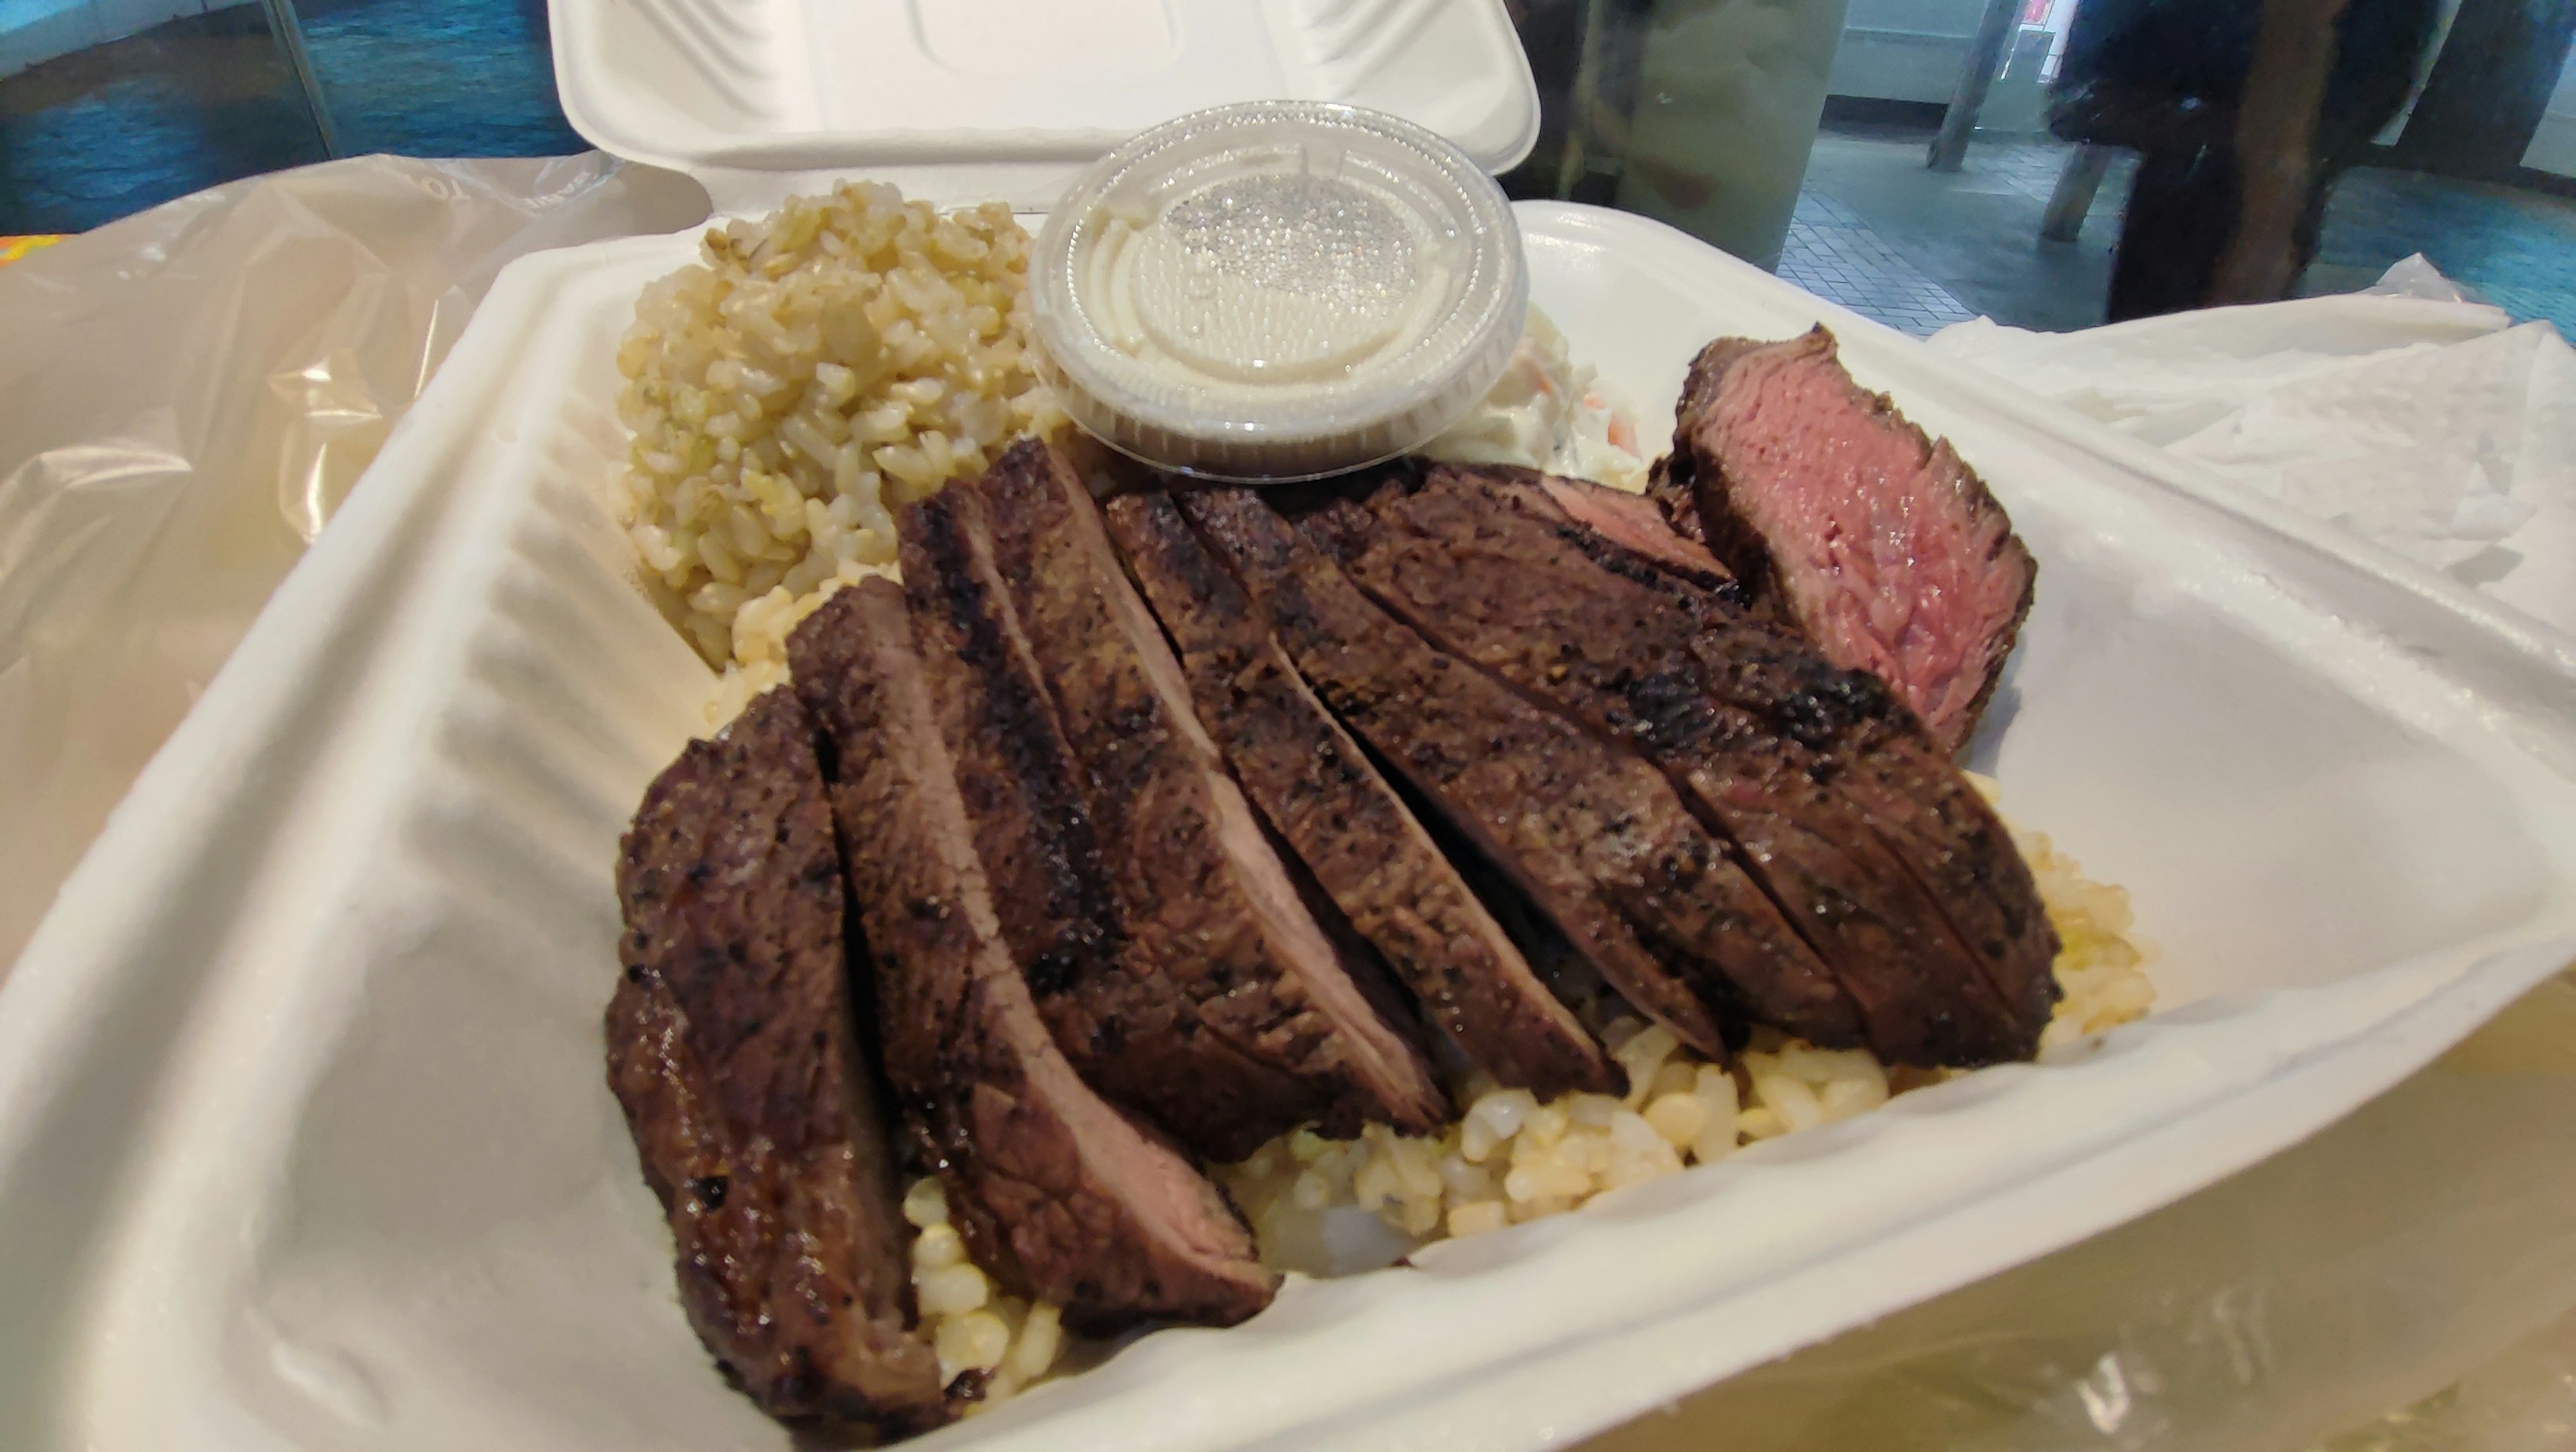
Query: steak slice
[[898, 477, 1422, 1163], [892, 482, 1128, 1031], [607, 688, 947, 1433], [1640, 338, 1765, 550], [1532, 474, 1738, 597], [975, 442, 1446, 1149], [790, 579, 1279, 1333], [1664, 326, 2037, 756], [1642, 456, 1707, 551], [1525, 478, 2062, 1038], [1175, 484, 1741, 1058], [1327, 463, 2052, 1064], [1662, 592, 2061, 1035], [1104, 486, 1619, 1099]]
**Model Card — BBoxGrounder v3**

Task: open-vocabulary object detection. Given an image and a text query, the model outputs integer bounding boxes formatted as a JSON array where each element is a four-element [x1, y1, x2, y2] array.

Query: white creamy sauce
[[1032, 102, 1527, 477], [1085, 172, 1458, 407], [1421, 306, 1653, 492]]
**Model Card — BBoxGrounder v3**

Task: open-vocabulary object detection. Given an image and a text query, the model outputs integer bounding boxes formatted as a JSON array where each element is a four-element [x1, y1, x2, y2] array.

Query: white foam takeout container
[[549, 0, 1542, 213], [3, 199, 2575, 1452]]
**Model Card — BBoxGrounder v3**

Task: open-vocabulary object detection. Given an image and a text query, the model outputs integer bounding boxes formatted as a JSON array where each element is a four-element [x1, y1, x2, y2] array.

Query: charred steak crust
[[789, 580, 1279, 1335], [977, 442, 1447, 1150], [1667, 327, 2038, 758], [1337, 464, 2055, 1064], [1560, 464, 2059, 1033], [1643, 337, 1766, 550], [1515, 469, 2061, 1035], [900, 481, 1123, 1005], [1104, 486, 1621, 1100], [898, 469, 1415, 1163], [1511, 464, 2053, 1040], [607, 689, 947, 1433], [1643, 578, 2060, 1033], [1523, 469, 1730, 584], [1173, 482, 1738, 1058], [1310, 476, 1864, 1053]]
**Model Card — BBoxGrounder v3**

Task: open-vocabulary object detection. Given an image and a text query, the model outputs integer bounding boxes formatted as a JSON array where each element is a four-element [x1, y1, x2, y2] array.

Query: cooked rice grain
[[900, 1177, 1067, 1411], [1224, 776, 2156, 1272], [611, 183, 1057, 722]]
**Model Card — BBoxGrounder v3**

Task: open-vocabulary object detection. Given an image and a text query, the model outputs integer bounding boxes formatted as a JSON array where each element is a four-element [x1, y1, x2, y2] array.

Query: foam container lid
[[548, 0, 1543, 212], [3, 201, 2575, 1452]]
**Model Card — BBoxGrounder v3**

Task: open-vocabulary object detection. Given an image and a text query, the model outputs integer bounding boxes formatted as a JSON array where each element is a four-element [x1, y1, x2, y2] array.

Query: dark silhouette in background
[[2387, 0, 2576, 181], [2052, 0, 2438, 319]]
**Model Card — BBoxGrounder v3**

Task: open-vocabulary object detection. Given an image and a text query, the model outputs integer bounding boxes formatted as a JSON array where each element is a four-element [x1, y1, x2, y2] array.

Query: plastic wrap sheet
[[1582, 971, 2576, 1452], [0, 153, 709, 980], [1929, 258, 2576, 640]]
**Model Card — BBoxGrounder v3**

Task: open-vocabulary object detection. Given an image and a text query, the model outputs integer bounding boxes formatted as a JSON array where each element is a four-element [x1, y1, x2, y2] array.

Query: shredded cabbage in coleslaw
[[1420, 306, 1653, 493]]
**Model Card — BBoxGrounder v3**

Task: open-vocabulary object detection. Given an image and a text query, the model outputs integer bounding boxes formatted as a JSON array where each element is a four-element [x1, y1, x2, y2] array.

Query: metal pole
[[1927, 0, 2019, 172], [2039, 143, 2112, 240], [257, 0, 345, 158]]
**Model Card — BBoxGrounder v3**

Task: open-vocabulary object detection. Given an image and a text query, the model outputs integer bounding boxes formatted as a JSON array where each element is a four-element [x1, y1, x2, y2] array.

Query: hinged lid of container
[[549, 0, 1540, 214]]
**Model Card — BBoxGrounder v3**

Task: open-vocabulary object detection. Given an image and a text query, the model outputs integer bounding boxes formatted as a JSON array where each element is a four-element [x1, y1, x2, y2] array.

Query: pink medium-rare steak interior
[[1679, 328, 2035, 756]]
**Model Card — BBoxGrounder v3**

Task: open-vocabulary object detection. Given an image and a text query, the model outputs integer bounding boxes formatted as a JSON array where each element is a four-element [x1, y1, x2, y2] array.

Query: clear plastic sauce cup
[[1030, 100, 1528, 481]]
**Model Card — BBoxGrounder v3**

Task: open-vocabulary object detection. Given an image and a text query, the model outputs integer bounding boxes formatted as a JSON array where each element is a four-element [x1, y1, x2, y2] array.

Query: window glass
[[1, 0, 578, 234], [1507, 0, 2576, 335]]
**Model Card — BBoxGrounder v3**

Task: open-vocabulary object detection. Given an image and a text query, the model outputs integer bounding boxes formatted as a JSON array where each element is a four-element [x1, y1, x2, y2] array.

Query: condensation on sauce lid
[[1029, 100, 1527, 481]]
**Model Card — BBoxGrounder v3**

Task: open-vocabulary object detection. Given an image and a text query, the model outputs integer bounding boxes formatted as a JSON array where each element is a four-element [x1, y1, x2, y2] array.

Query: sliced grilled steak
[[975, 442, 1446, 1148], [1664, 327, 2037, 756], [1521, 476, 2061, 1039], [1542, 463, 2063, 1032], [1303, 476, 1873, 1057], [1653, 585, 2061, 1035], [607, 689, 947, 1433], [1642, 455, 1707, 551], [892, 481, 1124, 1012], [1533, 474, 1738, 597], [898, 478, 1419, 1161], [1175, 484, 1743, 1058], [1104, 486, 1619, 1099], [1327, 463, 2053, 1064], [790, 579, 1279, 1333], [1640, 338, 1766, 550]]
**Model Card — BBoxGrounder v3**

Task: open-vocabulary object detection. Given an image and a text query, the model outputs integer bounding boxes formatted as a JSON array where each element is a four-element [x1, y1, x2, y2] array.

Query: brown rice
[[609, 182, 1058, 726]]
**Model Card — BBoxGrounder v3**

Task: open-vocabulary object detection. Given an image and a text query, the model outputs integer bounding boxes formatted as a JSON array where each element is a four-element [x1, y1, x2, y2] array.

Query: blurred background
[[1498, 0, 2576, 335], [3, 0, 2571, 333]]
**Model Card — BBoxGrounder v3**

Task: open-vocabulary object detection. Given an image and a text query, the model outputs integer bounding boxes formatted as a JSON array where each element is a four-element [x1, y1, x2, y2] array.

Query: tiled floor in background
[[1785, 120, 2576, 340], [2309, 166, 2576, 338], [1778, 191, 1978, 336], [1778, 123, 2133, 336]]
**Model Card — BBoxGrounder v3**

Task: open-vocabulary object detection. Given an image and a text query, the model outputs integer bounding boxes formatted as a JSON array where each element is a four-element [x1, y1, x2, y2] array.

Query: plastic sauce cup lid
[[1030, 101, 1528, 481]]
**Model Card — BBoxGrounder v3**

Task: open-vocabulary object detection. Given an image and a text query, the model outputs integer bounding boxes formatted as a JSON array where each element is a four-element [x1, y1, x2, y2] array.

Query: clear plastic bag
[[1582, 971, 2576, 1452], [0, 153, 708, 976]]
